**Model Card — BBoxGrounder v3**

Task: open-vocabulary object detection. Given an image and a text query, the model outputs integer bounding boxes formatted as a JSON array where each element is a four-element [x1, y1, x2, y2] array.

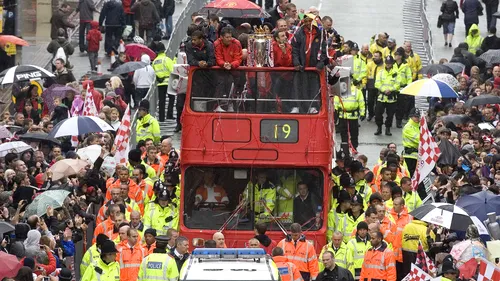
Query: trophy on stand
[[248, 26, 274, 67]]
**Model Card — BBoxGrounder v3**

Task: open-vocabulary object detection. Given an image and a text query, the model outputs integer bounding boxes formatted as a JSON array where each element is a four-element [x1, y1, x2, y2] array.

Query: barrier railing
[[421, 0, 435, 64]]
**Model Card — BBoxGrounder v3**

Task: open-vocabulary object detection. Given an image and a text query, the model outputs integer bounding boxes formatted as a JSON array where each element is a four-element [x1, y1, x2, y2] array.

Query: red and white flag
[[83, 84, 98, 117], [114, 105, 131, 165], [478, 258, 500, 281], [411, 116, 441, 191], [401, 263, 432, 281], [415, 240, 437, 275]]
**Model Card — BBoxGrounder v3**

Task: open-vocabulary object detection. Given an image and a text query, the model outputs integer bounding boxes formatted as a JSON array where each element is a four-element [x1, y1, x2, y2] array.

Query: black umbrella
[[419, 64, 455, 76], [439, 114, 472, 125], [79, 73, 113, 88], [410, 203, 472, 231], [0, 222, 14, 236], [437, 139, 465, 167], [464, 94, 500, 107], [19, 132, 61, 145], [479, 49, 500, 65], [111, 61, 147, 75], [443, 62, 465, 75]]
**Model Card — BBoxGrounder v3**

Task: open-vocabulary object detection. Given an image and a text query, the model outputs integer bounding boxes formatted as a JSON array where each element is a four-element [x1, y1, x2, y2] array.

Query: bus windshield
[[183, 166, 324, 231], [189, 68, 321, 114]]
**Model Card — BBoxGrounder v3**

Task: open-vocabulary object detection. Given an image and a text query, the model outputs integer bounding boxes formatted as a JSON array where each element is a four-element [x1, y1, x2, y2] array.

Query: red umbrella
[[0, 35, 29, 47], [124, 43, 156, 61], [201, 0, 270, 18], [0, 252, 22, 280]]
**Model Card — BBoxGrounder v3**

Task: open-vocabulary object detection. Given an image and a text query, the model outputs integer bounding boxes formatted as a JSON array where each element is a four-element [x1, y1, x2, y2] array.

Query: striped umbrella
[[410, 203, 472, 231], [0, 65, 54, 85], [400, 79, 458, 98], [48, 116, 114, 138]]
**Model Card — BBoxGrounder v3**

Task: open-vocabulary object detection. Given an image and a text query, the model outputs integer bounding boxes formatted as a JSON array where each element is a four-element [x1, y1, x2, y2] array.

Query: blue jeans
[[165, 16, 173, 38]]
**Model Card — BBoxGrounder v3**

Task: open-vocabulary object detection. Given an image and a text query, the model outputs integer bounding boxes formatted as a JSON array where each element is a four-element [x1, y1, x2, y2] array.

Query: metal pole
[[14, 0, 21, 65]]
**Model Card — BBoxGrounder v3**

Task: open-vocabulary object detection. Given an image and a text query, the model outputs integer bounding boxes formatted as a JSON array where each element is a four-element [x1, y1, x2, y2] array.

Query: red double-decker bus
[[179, 66, 334, 251]]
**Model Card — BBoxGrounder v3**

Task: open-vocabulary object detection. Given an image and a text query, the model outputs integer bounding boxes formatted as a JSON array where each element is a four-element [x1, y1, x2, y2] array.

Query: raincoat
[[465, 24, 483, 54]]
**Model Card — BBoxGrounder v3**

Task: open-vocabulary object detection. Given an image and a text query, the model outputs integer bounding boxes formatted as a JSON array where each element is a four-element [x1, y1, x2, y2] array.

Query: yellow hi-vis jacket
[[137, 252, 179, 281], [152, 53, 174, 87]]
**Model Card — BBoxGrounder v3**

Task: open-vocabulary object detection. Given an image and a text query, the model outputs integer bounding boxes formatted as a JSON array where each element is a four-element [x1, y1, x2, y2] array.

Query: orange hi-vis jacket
[[273, 256, 304, 281], [388, 207, 412, 262], [106, 179, 144, 213], [142, 242, 156, 257], [278, 236, 319, 279], [359, 242, 396, 281], [140, 179, 155, 203], [116, 240, 146, 281], [380, 217, 395, 245], [93, 217, 116, 244], [96, 200, 142, 225]]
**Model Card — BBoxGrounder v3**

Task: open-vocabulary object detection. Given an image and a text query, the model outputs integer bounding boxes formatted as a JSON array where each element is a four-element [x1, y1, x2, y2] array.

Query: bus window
[[189, 69, 321, 114], [183, 167, 324, 231]]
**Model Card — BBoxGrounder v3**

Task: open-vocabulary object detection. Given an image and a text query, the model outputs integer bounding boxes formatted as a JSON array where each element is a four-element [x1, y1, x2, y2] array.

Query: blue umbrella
[[456, 190, 500, 222]]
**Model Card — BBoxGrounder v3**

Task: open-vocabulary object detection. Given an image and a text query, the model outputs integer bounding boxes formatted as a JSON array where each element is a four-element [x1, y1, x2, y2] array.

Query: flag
[[405, 263, 432, 281], [415, 240, 437, 275], [478, 257, 500, 281], [459, 258, 478, 279], [411, 116, 441, 191], [114, 105, 131, 165], [82, 84, 98, 117]]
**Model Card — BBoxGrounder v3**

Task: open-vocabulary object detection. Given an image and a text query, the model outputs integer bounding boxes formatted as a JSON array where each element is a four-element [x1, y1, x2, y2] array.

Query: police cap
[[339, 173, 355, 188], [100, 240, 118, 254]]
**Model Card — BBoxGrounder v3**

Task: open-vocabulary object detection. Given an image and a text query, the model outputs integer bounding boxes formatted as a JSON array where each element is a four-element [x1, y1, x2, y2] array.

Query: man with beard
[[369, 33, 389, 57], [365, 51, 384, 120]]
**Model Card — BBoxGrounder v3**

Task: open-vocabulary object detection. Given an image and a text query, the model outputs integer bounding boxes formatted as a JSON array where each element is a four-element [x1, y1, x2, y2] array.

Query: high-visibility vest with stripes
[[81, 258, 120, 281], [327, 208, 348, 242], [116, 242, 146, 281], [402, 118, 419, 160], [81, 244, 100, 276], [274, 256, 304, 281], [143, 202, 179, 236], [375, 66, 400, 103], [346, 236, 371, 278], [278, 238, 320, 279], [137, 253, 179, 281], [339, 213, 365, 243], [359, 242, 397, 281], [318, 242, 349, 271]]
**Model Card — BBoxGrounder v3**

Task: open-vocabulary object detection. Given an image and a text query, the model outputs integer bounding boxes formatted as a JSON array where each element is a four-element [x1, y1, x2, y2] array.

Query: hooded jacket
[[254, 234, 277, 255], [50, 9, 76, 39], [86, 21, 102, 52], [131, 0, 160, 29], [186, 39, 216, 67], [54, 67, 76, 86], [292, 24, 326, 69], [77, 0, 96, 22], [99, 0, 125, 27], [465, 24, 484, 54], [47, 37, 75, 65], [133, 54, 156, 88], [461, 0, 483, 25]]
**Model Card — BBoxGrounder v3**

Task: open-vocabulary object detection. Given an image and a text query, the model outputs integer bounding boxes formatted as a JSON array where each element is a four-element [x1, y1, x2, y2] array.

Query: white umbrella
[[77, 145, 102, 163], [100, 155, 117, 177], [410, 203, 472, 231], [49, 159, 89, 181], [0, 126, 12, 139], [0, 65, 55, 85], [48, 116, 114, 138], [432, 73, 460, 89], [0, 141, 32, 157]]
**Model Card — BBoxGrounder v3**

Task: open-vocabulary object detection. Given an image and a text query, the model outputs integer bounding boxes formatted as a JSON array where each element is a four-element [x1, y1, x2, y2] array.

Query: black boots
[[385, 127, 392, 136], [374, 126, 382, 135], [396, 120, 402, 128]]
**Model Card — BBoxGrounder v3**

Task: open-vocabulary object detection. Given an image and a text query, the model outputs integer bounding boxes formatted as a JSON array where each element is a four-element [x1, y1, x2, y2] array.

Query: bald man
[[118, 224, 131, 242], [248, 238, 260, 248], [213, 232, 226, 248], [370, 33, 389, 57]]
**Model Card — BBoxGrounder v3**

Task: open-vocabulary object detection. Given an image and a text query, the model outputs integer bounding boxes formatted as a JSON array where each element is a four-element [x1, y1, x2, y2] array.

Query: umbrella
[[125, 43, 156, 60], [48, 159, 89, 181], [456, 190, 500, 221], [112, 61, 147, 75], [101, 155, 117, 177], [200, 0, 271, 18], [437, 138, 464, 167], [80, 74, 114, 88], [419, 64, 455, 76], [0, 222, 15, 236], [48, 116, 114, 138], [439, 114, 472, 125], [0, 65, 54, 85], [479, 49, 500, 65], [410, 203, 472, 231], [0, 252, 22, 279], [77, 144, 102, 163], [24, 190, 71, 217], [432, 73, 460, 88], [0, 35, 29, 47], [5, 125, 24, 134], [18, 132, 61, 145], [42, 84, 80, 113], [0, 141, 32, 157], [443, 62, 465, 75], [400, 79, 459, 98], [464, 94, 500, 107], [0, 126, 12, 139]]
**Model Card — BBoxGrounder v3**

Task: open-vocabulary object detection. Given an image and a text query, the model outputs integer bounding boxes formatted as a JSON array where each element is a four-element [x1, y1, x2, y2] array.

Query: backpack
[[52, 41, 69, 65]]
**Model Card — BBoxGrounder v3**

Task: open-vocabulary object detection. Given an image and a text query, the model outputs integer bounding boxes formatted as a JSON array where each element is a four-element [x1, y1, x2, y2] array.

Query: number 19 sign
[[260, 119, 298, 143]]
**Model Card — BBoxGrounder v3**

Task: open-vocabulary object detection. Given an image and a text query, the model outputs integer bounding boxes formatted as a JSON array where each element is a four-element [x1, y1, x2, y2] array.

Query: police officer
[[81, 234, 109, 276], [350, 42, 367, 90], [143, 184, 179, 236], [243, 170, 276, 221], [138, 235, 179, 281], [81, 240, 120, 281], [402, 108, 420, 177], [334, 81, 365, 150], [152, 43, 174, 122], [374, 55, 400, 136], [319, 232, 349, 271], [346, 221, 371, 280], [393, 47, 413, 128], [136, 100, 161, 144]]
